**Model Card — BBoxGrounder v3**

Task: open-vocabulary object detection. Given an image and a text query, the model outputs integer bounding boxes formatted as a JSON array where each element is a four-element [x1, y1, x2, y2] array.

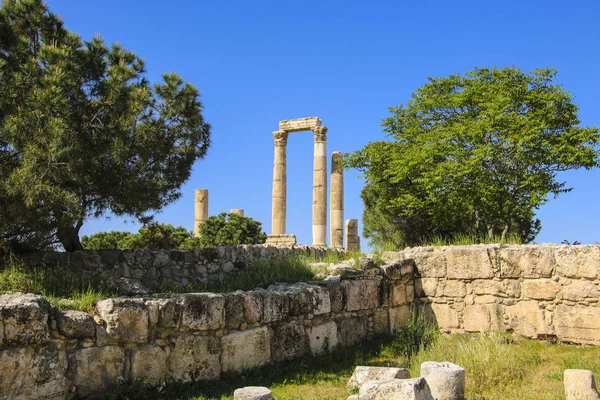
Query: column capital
[[312, 126, 328, 142], [273, 130, 289, 147]]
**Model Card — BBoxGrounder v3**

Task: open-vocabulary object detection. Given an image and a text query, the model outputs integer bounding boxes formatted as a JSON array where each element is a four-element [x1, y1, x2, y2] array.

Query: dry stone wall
[[0, 259, 414, 399], [19, 245, 343, 293], [383, 244, 600, 345]]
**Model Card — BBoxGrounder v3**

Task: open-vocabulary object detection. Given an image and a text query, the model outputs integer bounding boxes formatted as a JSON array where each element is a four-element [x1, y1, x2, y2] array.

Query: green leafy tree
[[122, 223, 192, 250], [81, 231, 133, 250], [0, 0, 211, 252], [191, 213, 267, 248], [345, 67, 599, 247]]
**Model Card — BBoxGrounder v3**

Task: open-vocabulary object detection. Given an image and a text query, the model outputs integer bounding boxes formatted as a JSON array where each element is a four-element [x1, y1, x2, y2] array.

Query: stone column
[[330, 151, 344, 249], [345, 219, 360, 251], [312, 126, 328, 247], [272, 130, 289, 235], [194, 189, 209, 238], [230, 209, 244, 217]]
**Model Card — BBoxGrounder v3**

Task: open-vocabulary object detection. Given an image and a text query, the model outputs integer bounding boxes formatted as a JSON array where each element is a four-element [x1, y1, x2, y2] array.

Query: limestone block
[[242, 290, 264, 324], [429, 304, 459, 329], [463, 304, 502, 332], [69, 346, 125, 396], [381, 259, 415, 280], [180, 293, 225, 331], [446, 246, 494, 279], [265, 234, 297, 247], [499, 246, 555, 278], [224, 292, 245, 329], [338, 317, 367, 346], [415, 278, 439, 297], [420, 361, 465, 400], [234, 386, 274, 400], [522, 279, 560, 300], [153, 298, 182, 330], [307, 321, 339, 355], [0, 343, 68, 400], [471, 280, 503, 296], [131, 345, 167, 385], [343, 280, 379, 311], [564, 369, 600, 400], [359, 377, 434, 400], [57, 310, 96, 339], [411, 251, 447, 278], [391, 284, 407, 306], [270, 319, 306, 362], [374, 309, 390, 335], [389, 306, 411, 332], [279, 117, 321, 132], [505, 301, 547, 338], [0, 293, 50, 346], [555, 305, 600, 345], [347, 366, 411, 392], [221, 327, 270, 373], [562, 280, 599, 302], [556, 246, 600, 279], [96, 298, 148, 343], [441, 280, 467, 298], [168, 335, 220, 382], [305, 283, 332, 315], [262, 289, 290, 323], [326, 280, 345, 313]]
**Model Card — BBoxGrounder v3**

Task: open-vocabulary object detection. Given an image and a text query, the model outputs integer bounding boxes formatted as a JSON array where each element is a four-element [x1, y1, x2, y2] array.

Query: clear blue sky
[[46, 0, 600, 246]]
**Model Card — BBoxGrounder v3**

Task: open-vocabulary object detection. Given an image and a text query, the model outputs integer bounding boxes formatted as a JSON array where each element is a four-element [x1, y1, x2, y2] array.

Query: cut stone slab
[[307, 321, 338, 355], [359, 377, 434, 400], [234, 386, 274, 400], [347, 366, 411, 392], [221, 327, 271, 373], [0, 293, 50, 346], [96, 298, 149, 343], [57, 310, 96, 339], [564, 369, 600, 400], [420, 361, 465, 400], [168, 335, 221, 382]]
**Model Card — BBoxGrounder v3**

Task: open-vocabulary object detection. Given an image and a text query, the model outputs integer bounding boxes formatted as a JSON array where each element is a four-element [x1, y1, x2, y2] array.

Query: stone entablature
[[19, 245, 344, 293], [0, 260, 414, 399], [383, 244, 600, 345]]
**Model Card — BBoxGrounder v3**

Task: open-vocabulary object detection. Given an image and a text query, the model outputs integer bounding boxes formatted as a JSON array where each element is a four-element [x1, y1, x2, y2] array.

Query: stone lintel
[[265, 234, 297, 247], [279, 117, 322, 133]]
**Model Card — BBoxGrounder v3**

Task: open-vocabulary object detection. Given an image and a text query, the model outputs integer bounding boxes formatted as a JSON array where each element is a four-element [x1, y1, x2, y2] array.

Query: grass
[[374, 233, 524, 253]]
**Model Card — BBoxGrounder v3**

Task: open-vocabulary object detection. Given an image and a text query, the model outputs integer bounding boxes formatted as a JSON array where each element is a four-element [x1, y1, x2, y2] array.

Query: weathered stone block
[[374, 309, 390, 335], [221, 327, 270, 373], [131, 345, 167, 385], [429, 304, 459, 329], [420, 361, 465, 400], [381, 259, 415, 280], [343, 280, 379, 311], [499, 246, 555, 278], [242, 290, 264, 324], [279, 117, 321, 132], [359, 377, 433, 400], [415, 278, 438, 297], [234, 386, 274, 400], [270, 319, 306, 362], [555, 305, 600, 345], [0, 293, 50, 346], [338, 318, 367, 346], [505, 301, 547, 338], [522, 279, 560, 300], [307, 321, 338, 355], [561, 280, 599, 302], [0, 343, 68, 400], [326, 280, 345, 314], [180, 293, 225, 331], [347, 366, 411, 392], [224, 292, 245, 329], [564, 369, 600, 400], [391, 284, 407, 306], [57, 310, 96, 339], [168, 335, 220, 382], [262, 290, 290, 323], [446, 246, 494, 279], [389, 306, 411, 332], [441, 280, 467, 298], [69, 346, 125, 396], [96, 298, 148, 343], [463, 304, 502, 332], [556, 246, 600, 280]]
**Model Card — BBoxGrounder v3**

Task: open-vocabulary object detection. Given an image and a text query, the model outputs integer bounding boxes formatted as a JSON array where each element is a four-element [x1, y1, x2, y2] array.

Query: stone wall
[[18, 245, 343, 292], [0, 259, 414, 399], [383, 244, 600, 345]]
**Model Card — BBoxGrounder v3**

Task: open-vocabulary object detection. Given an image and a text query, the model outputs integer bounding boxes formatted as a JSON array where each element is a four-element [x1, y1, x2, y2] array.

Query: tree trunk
[[500, 223, 510, 243], [57, 220, 84, 252]]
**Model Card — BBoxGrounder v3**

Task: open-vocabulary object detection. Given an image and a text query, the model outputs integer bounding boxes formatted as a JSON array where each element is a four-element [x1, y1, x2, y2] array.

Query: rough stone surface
[[564, 369, 600, 400], [446, 246, 494, 279], [307, 321, 338, 355], [338, 318, 367, 346], [420, 361, 465, 400], [522, 279, 560, 300], [270, 319, 306, 362], [221, 327, 270, 373], [168, 335, 220, 382], [69, 346, 125, 396], [131, 345, 168, 385], [0, 293, 50, 346], [96, 298, 148, 343], [347, 366, 411, 392], [57, 310, 96, 339], [343, 280, 379, 311], [234, 386, 274, 400], [505, 301, 546, 338], [359, 377, 434, 400], [181, 293, 225, 331]]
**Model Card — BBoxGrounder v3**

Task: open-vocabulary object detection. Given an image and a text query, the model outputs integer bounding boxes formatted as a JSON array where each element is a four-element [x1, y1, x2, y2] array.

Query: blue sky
[[46, 0, 600, 246]]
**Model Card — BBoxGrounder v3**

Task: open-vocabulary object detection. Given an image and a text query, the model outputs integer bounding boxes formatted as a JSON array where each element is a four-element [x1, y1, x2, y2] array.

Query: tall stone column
[[330, 151, 344, 249], [194, 189, 209, 238], [230, 209, 244, 217], [346, 219, 360, 251], [312, 126, 328, 247], [272, 130, 289, 235]]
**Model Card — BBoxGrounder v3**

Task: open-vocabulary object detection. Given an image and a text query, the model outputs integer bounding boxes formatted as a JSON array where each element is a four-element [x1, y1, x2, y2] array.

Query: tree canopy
[[193, 213, 267, 248], [345, 67, 600, 248], [0, 0, 211, 251]]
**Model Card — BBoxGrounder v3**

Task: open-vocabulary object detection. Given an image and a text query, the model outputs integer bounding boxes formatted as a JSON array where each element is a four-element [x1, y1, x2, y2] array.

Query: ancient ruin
[[330, 151, 344, 249], [193, 188, 209, 237], [269, 117, 329, 247], [346, 219, 361, 251]]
